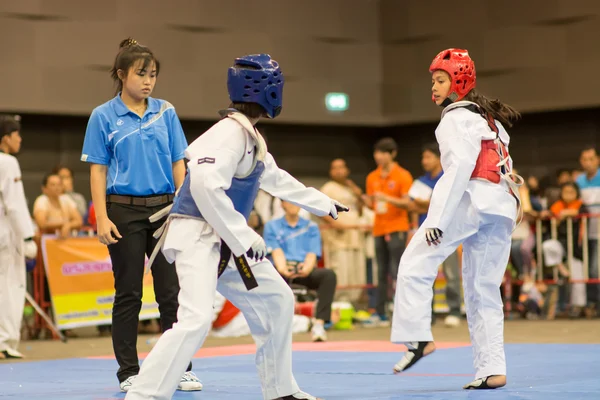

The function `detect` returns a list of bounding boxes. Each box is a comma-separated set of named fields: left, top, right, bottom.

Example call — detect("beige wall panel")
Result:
left=1, top=1, right=600, bottom=125
left=481, top=26, right=568, bottom=71
left=41, top=0, right=117, bottom=21
left=0, top=0, right=43, bottom=14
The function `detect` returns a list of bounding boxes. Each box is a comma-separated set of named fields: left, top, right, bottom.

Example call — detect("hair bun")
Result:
left=119, top=38, right=138, bottom=49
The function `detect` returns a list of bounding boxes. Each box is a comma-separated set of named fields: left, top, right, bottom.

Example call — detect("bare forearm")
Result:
left=410, top=212, right=420, bottom=229
left=36, top=219, right=65, bottom=232
left=69, top=214, right=83, bottom=230
left=271, top=248, right=288, bottom=272
left=303, top=253, right=317, bottom=270
left=90, top=164, right=108, bottom=220
left=172, top=159, right=185, bottom=189
left=385, top=195, right=412, bottom=209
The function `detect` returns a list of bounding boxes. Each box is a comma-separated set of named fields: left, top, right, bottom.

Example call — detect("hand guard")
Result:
left=246, top=237, right=267, bottom=262
left=24, top=239, right=38, bottom=259
left=329, top=200, right=349, bottom=220
left=425, top=228, right=443, bottom=246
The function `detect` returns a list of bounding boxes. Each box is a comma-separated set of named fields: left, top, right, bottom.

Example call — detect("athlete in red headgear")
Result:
left=390, top=48, right=523, bottom=390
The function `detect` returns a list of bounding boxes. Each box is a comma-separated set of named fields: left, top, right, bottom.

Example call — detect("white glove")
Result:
left=24, top=239, right=38, bottom=259
left=329, top=200, right=349, bottom=220
left=425, top=228, right=443, bottom=246
left=246, top=237, right=267, bottom=262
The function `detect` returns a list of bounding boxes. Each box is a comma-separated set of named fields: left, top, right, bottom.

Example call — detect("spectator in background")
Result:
left=546, top=168, right=574, bottom=207
left=510, top=169, right=539, bottom=284
left=575, top=146, right=600, bottom=318
left=526, top=175, right=546, bottom=211
left=254, top=189, right=310, bottom=224
left=52, top=165, right=87, bottom=219
left=363, top=137, right=413, bottom=325
left=407, top=143, right=462, bottom=327
left=264, top=201, right=337, bottom=342
left=320, top=158, right=368, bottom=303
left=33, top=173, right=82, bottom=238
left=542, top=182, right=587, bottom=317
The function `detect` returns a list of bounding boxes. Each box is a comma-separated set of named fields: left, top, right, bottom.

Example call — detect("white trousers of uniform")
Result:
left=126, top=220, right=299, bottom=400
left=0, top=241, right=26, bottom=353
left=391, top=194, right=513, bottom=379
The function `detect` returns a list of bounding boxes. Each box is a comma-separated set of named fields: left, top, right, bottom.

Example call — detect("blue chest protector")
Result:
left=170, top=160, right=265, bottom=220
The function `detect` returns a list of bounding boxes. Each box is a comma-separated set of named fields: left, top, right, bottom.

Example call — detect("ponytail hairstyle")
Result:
left=464, top=89, right=521, bottom=128
left=110, top=38, right=160, bottom=95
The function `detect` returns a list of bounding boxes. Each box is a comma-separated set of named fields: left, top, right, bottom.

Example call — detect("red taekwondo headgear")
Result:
left=429, top=48, right=476, bottom=103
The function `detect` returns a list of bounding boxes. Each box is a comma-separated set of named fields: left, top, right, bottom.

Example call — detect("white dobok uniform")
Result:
left=391, top=101, right=520, bottom=380
left=0, top=151, right=35, bottom=354
left=126, top=111, right=333, bottom=400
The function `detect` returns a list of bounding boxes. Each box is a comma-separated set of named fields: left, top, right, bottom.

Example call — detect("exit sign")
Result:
left=325, top=92, right=349, bottom=111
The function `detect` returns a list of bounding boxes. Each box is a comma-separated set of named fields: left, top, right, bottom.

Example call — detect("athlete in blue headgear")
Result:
left=125, top=54, right=347, bottom=400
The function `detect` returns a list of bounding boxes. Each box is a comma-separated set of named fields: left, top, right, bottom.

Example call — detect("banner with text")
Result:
left=41, top=235, right=160, bottom=330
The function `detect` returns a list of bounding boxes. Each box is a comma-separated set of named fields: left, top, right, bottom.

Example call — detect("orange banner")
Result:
left=41, top=235, right=160, bottom=330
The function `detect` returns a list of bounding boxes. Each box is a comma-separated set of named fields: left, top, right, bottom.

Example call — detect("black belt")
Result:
left=217, top=240, right=258, bottom=291
left=107, top=194, right=174, bottom=207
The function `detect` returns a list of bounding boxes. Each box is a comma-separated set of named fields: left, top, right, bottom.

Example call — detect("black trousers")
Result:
left=374, top=231, right=407, bottom=316
left=106, top=202, right=192, bottom=383
left=288, top=268, right=337, bottom=322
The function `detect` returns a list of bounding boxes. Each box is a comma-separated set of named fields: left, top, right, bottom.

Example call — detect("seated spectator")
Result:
left=33, top=173, right=82, bottom=238
left=52, top=165, right=87, bottom=219
left=541, top=182, right=588, bottom=317
left=254, top=189, right=310, bottom=223
left=517, top=275, right=545, bottom=320
left=264, top=201, right=337, bottom=342
left=546, top=168, right=573, bottom=207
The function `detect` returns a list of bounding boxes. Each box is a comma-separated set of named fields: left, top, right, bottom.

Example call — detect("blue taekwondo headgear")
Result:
left=227, top=54, right=284, bottom=119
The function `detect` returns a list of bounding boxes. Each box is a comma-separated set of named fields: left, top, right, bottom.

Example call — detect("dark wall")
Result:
left=14, top=106, right=600, bottom=211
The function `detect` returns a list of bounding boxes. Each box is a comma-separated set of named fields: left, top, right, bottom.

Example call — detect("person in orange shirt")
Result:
left=363, top=137, right=413, bottom=324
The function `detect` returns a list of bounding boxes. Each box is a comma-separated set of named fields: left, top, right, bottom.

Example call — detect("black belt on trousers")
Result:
left=217, top=239, right=258, bottom=291
left=106, top=194, right=174, bottom=207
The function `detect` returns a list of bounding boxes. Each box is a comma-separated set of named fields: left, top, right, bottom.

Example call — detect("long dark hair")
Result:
left=464, top=89, right=521, bottom=128
left=110, top=38, right=160, bottom=95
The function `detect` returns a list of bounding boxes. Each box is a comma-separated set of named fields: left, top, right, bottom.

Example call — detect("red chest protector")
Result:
left=460, top=105, right=511, bottom=184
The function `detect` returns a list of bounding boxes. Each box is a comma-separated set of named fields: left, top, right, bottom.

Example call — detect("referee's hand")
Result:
left=97, top=217, right=122, bottom=245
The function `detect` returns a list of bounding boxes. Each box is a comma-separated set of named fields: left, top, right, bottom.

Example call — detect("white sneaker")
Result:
left=120, top=375, right=137, bottom=392
left=444, top=315, right=461, bottom=327
left=311, top=322, right=327, bottom=342
left=367, top=314, right=391, bottom=328
left=178, top=371, right=203, bottom=391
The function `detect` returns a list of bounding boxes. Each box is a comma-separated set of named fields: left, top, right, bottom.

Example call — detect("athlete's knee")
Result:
left=175, top=303, right=214, bottom=335
left=272, top=284, right=295, bottom=316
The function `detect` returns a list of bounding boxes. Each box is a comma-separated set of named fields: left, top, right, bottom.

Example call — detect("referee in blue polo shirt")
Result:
left=80, top=39, right=201, bottom=392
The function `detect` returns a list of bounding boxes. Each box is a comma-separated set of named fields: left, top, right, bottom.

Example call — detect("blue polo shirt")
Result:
left=263, top=216, right=322, bottom=263
left=414, top=171, right=443, bottom=227
left=81, top=94, right=188, bottom=196
left=576, top=168, right=600, bottom=239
